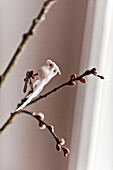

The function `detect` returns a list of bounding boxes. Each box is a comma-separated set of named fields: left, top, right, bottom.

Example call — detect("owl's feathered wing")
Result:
left=15, top=59, right=61, bottom=112
left=15, top=79, right=46, bottom=111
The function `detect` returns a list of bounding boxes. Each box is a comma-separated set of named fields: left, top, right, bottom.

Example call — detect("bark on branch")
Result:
left=0, top=67, right=104, bottom=134
left=0, top=0, right=56, bottom=88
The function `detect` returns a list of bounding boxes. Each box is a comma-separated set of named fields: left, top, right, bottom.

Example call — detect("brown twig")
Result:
left=0, top=0, right=56, bottom=88
left=0, top=112, right=19, bottom=133
left=0, top=109, right=70, bottom=157
left=22, top=110, right=70, bottom=157
left=0, top=68, right=104, bottom=134
left=28, top=67, right=104, bottom=106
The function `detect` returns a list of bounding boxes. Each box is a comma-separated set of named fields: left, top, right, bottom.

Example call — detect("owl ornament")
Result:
left=16, top=60, right=61, bottom=111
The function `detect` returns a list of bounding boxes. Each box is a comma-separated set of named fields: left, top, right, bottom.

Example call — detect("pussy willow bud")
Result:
left=32, top=112, right=36, bottom=116
left=62, top=147, right=70, bottom=154
left=56, top=144, right=62, bottom=152
left=39, top=122, right=46, bottom=130
left=70, top=81, right=76, bottom=86
left=71, top=74, right=76, bottom=80
left=58, top=138, right=65, bottom=146
left=48, top=125, right=54, bottom=133
left=91, top=68, right=98, bottom=76
left=62, top=147, right=70, bottom=157
left=38, top=112, right=45, bottom=120
left=64, top=153, right=68, bottom=157
left=80, top=77, right=87, bottom=83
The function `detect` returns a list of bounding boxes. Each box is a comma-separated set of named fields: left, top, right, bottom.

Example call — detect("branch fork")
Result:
left=0, top=67, right=104, bottom=158
left=0, top=0, right=104, bottom=158
left=0, top=0, right=56, bottom=88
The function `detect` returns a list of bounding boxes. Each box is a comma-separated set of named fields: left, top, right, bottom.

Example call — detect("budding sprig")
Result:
left=28, top=68, right=104, bottom=106
left=23, top=110, right=70, bottom=157
left=91, top=68, right=104, bottom=79
left=69, top=67, right=104, bottom=86
left=0, top=68, right=104, bottom=136
left=56, top=139, right=70, bottom=157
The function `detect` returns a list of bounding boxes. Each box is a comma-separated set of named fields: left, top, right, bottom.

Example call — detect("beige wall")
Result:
left=0, top=0, right=88, bottom=169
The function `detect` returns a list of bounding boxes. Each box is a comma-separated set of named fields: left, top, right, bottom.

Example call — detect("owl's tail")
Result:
left=15, top=80, right=45, bottom=112
left=15, top=94, right=33, bottom=112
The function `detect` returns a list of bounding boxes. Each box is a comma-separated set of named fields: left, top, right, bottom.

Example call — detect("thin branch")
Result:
left=27, top=67, right=104, bottom=106
left=21, top=110, right=61, bottom=143
left=0, top=112, right=19, bottom=133
left=0, top=0, right=56, bottom=88
left=0, top=68, right=104, bottom=134
left=0, top=109, right=70, bottom=157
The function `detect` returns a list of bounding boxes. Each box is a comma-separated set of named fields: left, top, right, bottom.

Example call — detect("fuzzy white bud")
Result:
left=39, top=122, right=46, bottom=130
left=58, top=138, right=65, bottom=146
left=38, top=112, right=45, bottom=120
left=32, top=112, right=36, bottom=116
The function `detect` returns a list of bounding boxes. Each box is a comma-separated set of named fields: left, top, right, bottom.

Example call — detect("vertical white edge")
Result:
left=68, top=0, right=107, bottom=170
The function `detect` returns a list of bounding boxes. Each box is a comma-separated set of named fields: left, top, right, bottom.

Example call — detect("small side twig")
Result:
left=28, top=67, right=104, bottom=106
left=0, top=0, right=56, bottom=88
left=0, top=109, right=70, bottom=157
left=22, top=110, right=70, bottom=157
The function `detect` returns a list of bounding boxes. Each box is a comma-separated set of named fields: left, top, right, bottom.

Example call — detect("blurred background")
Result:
left=0, top=0, right=113, bottom=170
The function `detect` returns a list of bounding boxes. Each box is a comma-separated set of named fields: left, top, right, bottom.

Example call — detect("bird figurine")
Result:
left=16, top=59, right=61, bottom=111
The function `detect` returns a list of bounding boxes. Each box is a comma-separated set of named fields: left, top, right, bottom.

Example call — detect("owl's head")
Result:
left=46, top=59, right=61, bottom=75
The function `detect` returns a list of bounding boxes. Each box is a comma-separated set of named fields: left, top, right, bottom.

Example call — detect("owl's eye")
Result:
left=53, top=69, right=56, bottom=72
left=49, top=64, right=53, bottom=67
